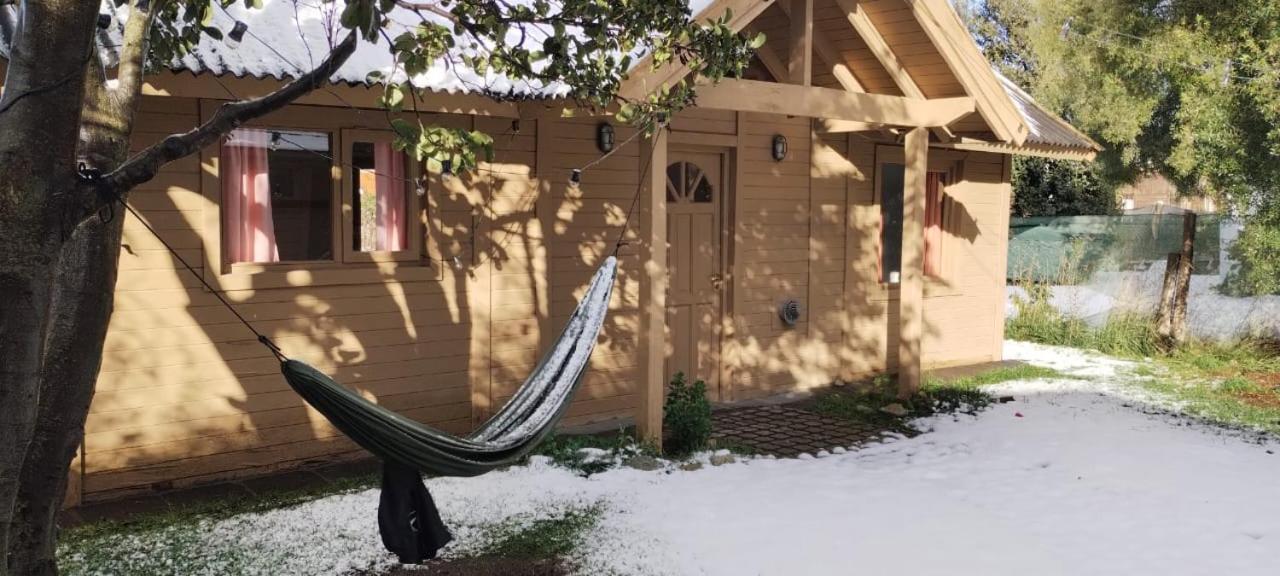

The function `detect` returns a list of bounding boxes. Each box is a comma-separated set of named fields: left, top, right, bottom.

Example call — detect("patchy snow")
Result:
left=72, top=341, right=1280, bottom=575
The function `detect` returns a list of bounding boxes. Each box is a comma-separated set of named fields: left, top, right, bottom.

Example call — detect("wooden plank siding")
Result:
left=80, top=93, right=1013, bottom=502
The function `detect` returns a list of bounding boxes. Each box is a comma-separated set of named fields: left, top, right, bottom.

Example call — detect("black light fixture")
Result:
left=569, top=168, right=582, bottom=186
left=227, top=20, right=249, bottom=47
left=771, top=134, right=788, bottom=162
left=596, top=122, right=615, bottom=153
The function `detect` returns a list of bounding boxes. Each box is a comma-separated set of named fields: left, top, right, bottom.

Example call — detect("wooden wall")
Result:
left=80, top=97, right=1013, bottom=503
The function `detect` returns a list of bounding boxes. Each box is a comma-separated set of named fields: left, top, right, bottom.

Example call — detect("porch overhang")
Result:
left=694, top=79, right=975, bottom=128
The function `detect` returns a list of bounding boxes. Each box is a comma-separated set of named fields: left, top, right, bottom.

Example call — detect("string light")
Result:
left=227, top=21, right=249, bottom=47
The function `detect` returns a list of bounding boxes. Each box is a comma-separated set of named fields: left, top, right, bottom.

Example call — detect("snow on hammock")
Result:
left=281, top=256, right=618, bottom=477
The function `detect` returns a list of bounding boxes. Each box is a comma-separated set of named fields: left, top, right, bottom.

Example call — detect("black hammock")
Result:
left=82, top=157, right=635, bottom=563
left=280, top=256, right=616, bottom=477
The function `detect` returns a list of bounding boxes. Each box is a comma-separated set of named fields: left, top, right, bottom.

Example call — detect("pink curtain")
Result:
left=374, top=143, right=407, bottom=251
left=924, top=172, right=944, bottom=277
left=222, top=129, right=279, bottom=264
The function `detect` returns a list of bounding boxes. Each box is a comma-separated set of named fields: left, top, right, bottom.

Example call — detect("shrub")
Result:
left=531, top=431, right=655, bottom=476
left=663, top=372, right=712, bottom=456
left=1223, top=216, right=1280, bottom=296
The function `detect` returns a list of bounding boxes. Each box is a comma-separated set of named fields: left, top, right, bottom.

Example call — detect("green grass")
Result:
left=924, top=363, right=1071, bottom=389
left=1137, top=376, right=1280, bottom=435
left=1006, top=293, right=1280, bottom=435
left=810, top=392, right=913, bottom=432
left=917, top=364, right=1073, bottom=416
left=530, top=431, right=658, bottom=476
left=813, top=364, right=1070, bottom=429
left=468, top=504, right=603, bottom=560
left=58, top=472, right=381, bottom=575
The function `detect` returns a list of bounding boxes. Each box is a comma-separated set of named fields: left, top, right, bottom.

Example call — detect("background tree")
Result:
left=1010, top=156, right=1114, bottom=217
left=958, top=0, right=1116, bottom=218
left=0, top=1, right=758, bottom=573
left=964, top=0, right=1280, bottom=292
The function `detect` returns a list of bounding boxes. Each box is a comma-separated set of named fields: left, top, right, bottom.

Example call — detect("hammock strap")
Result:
left=611, top=125, right=662, bottom=257
left=77, top=163, right=289, bottom=363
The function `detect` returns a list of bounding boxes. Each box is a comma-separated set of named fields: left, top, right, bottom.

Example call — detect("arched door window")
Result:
left=666, top=161, right=714, bottom=204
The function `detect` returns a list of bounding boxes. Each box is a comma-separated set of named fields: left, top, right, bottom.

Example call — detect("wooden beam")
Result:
left=907, top=0, right=1029, bottom=145
left=777, top=0, right=864, bottom=92
left=695, top=79, right=974, bottom=127
left=619, top=0, right=774, bottom=99
left=788, top=0, right=813, bottom=85
left=635, top=129, right=669, bottom=447
left=745, top=23, right=789, bottom=82
left=837, top=0, right=924, bottom=99
left=820, top=119, right=889, bottom=133
left=897, top=126, right=928, bottom=399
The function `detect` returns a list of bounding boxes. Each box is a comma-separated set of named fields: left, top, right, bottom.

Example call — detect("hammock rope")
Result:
left=77, top=128, right=658, bottom=476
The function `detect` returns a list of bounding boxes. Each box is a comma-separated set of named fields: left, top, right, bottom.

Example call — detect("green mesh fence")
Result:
left=1008, top=214, right=1223, bottom=284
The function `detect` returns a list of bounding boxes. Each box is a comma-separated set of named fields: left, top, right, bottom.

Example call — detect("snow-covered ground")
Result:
left=72, top=342, right=1280, bottom=575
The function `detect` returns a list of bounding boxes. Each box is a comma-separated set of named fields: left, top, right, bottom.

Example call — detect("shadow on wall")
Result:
left=722, top=131, right=982, bottom=400
left=86, top=111, right=566, bottom=501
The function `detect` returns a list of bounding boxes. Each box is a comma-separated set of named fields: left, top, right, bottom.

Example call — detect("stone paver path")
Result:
left=710, top=405, right=891, bottom=457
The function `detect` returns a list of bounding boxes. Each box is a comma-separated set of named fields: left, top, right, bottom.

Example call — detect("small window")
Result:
left=222, top=128, right=333, bottom=264
left=666, top=161, right=714, bottom=204
left=879, top=164, right=905, bottom=284
left=350, top=142, right=410, bottom=253
left=879, top=164, right=947, bottom=283
left=342, top=130, right=419, bottom=262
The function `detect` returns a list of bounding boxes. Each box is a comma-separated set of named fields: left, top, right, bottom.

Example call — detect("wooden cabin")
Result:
left=2, top=0, right=1099, bottom=504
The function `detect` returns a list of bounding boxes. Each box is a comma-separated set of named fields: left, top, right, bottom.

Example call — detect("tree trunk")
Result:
left=7, top=120, right=134, bottom=576
left=0, top=3, right=101, bottom=571
left=1155, top=213, right=1197, bottom=348
left=7, top=216, right=124, bottom=576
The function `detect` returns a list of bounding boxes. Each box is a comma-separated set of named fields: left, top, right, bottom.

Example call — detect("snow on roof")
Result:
left=996, top=71, right=1102, bottom=153
left=2, top=1, right=1097, bottom=153
left=1, top=0, right=716, bottom=98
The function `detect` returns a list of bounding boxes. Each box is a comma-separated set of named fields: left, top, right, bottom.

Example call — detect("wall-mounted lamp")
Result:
left=596, top=122, right=615, bottom=153
left=569, top=168, right=582, bottom=186
left=771, top=134, right=788, bottom=162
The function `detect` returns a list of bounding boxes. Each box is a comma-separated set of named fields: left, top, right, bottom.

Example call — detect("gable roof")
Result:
left=0, top=0, right=1097, bottom=156
left=996, top=73, right=1102, bottom=153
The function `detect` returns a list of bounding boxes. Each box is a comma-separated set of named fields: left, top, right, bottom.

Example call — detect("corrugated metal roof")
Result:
left=996, top=72, right=1102, bottom=152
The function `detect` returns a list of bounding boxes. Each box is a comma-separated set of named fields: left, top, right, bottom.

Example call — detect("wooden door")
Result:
left=664, top=150, right=725, bottom=400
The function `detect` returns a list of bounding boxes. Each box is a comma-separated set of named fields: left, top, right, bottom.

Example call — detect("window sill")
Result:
left=207, top=259, right=439, bottom=292
left=867, top=278, right=963, bottom=301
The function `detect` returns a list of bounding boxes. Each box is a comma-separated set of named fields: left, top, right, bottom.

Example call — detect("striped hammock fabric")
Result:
left=280, top=257, right=617, bottom=476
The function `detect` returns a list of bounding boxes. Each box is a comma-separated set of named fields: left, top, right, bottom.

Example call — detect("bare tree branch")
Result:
left=114, top=0, right=160, bottom=105
left=78, top=31, right=358, bottom=223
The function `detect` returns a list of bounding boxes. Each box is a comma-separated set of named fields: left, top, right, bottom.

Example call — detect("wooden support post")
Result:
left=636, top=129, right=669, bottom=447
left=1156, top=212, right=1197, bottom=347
left=788, top=0, right=813, bottom=86
left=897, top=127, right=928, bottom=399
